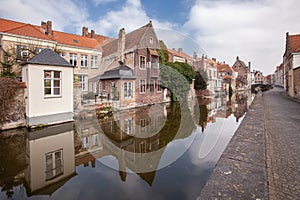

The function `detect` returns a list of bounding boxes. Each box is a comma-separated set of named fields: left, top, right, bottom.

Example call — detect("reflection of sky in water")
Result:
left=0, top=94, right=249, bottom=200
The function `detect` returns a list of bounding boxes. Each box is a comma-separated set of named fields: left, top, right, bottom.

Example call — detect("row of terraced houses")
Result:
left=0, top=18, right=255, bottom=104
left=266, top=33, right=300, bottom=99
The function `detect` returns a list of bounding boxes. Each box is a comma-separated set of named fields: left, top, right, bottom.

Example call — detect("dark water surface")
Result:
left=0, top=92, right=252, bottom=200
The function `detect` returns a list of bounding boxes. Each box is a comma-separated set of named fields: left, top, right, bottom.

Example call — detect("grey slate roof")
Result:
left=22, top=48, right=73, bottom=67
left=100, top=64, right=135, bottom=80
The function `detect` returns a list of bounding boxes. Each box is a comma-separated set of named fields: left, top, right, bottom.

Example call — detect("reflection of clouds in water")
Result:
left=187, top=114, right=244, bottom=168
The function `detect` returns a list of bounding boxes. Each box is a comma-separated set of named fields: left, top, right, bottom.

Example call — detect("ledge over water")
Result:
left=199, top=92, right=268, bottom=200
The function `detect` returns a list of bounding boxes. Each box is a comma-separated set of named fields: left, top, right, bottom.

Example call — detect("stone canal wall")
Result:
left=199, top=92, right=268, bottom=199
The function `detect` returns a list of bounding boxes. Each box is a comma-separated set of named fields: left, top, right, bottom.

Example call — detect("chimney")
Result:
left=236, top=56, right=239, bottom=60
left=178, top=48, right=182, bottom=54
left=82, top=27, right=88, bottom=36
left=91, top=30, right=95, bottom=38
left=118, top=28, right=126, bottom=62
left=193, top=52, right=197, bottom=59
left=46, top=21, right=53, bottom=36
left=248, top=61, right=251, bottom=69
left=212, top=58, right=216, bottom=62
left=41, top=21, right=47, bottom=31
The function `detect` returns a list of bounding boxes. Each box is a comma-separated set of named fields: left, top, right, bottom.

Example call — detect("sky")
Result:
left=1, top=0, right=300, bottom=75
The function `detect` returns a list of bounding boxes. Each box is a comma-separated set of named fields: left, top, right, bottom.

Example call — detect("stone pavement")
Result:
left=264, top=88, right=300, bottom=200
left=199, top=87, right=300, bottom=200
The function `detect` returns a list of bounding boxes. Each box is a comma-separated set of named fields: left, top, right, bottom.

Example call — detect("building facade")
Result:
left=0, top=18, right=107, bottom=92
left=283, top=32, right=300, bottom=98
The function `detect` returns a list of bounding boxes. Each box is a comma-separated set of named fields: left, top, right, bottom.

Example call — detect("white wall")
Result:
left=23, top=64, right=73, bottom=125
left=293, top=53, right=300, bottom=68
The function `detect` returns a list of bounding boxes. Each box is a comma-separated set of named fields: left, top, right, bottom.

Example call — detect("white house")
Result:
left=22, top=48, right=74, bottom=127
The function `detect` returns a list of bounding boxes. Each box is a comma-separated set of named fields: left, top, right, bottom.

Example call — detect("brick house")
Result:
left=0, top=18, right=108, bottom=93
left=216, top=62, right=236, bottom=93
left=193, top=55, right=222, bottom=95
left=168, top=48, right=194, bottom=66
left=283, top=32, right=300, bottom=99
left=253, top=70, right=264, bottom=84
left=98, top=21, right=165, bottom=107
left=232, top=56, right=251, bottom=90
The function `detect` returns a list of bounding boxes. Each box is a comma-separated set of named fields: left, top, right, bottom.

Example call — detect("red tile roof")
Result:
left=0, top=18, right=107, bottom=50
left=289, top=34, right=300, bottom=53
left=168, top=49, right=192, bottom=60
left=52, top=31, right=102, bottom=50
left=216, top=63, right=232, bottom=73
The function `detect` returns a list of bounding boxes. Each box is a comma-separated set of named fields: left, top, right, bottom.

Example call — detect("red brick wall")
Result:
left=134, top=49, right=164, bottom=105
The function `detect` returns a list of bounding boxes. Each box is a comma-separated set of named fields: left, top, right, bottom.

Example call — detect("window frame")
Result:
left=44, top=70, right=62, bottom=97
left=150, top=79, right=155, bottom=93
left=91, top=55, right=98, bottom=69
left=157, top=80, right=162, bottom=92
left=124, top=82, right=133, bottom=99
left=140, top=79, right=146, bottom=93
left=69, top=53, right=77, bottom=67
left=80, top=54, right=88, bottom=68
left=139, top=55, right=146, bottom=70
left=45, top=149, right=63, bottom=181
left=78, top=74, right=88, bottom=91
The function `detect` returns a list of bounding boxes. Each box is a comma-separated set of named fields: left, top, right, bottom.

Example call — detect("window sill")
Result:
left=44, top=95, right=62, bottom=99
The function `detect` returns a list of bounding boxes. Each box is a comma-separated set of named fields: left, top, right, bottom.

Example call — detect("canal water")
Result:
left=0, top=91, right=252, bottom=200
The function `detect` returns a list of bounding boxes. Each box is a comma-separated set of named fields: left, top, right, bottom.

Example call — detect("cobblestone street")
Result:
left=264, top=88, right=300, bottom=199
left=199, top=87, right=300, bottom=199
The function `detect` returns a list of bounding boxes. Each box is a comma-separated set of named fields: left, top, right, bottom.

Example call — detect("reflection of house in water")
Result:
left=74, top=103, right=194, bottom=186
left=232, top=91, right=252, bottom=122
left=194, top=90, right=253, bottom=131
left=24, top=123, right=76, bottom=196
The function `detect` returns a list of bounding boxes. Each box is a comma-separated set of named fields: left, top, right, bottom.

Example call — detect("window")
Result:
left=81, top=55, right=88, bottom=67
left=45, top=149, right=63, bottom=181
left=91, top=55, right=98, bottom=68
left=140, top=119, right=146, bottom=132
left=78, top=74, right=88, bottom=91
left=150, top=79, right=155, bottom=93
left=140, top=56, right=146, bottom=69
left=70, top=53, right=77, bottom=66
left=124, top=82, right=132, bottom=98
left=44, top=70, right=61, bottom=96
left=16, top=45, right=28, bottom=60
left=140, top=80, right=146, bottom=93
left=60, top=52, right=66, bottom=60
left=124, top=118, right=133, bottom=135
left=150, top=37, right=153, bottom=44
left=35, top=48, right=43, bottom=54
left=157, top=80, right=162, bottom=92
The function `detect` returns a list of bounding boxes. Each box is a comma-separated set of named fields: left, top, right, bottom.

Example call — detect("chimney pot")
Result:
left=91, top=30, right=95, bottom=38
left=118, top=28, right=126, bottom=62
left=46, top=21, right=53, bottom=36
left=82, top=27, right=88, bottom=36
left=41, top=21, right=47, bottom=31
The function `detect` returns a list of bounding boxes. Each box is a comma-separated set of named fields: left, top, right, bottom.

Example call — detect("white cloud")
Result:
left=92, top=0, right=118, bottom=6
left=0, top=0, right=90, bottom=33
left=183, top=0, right=300, bottom=74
